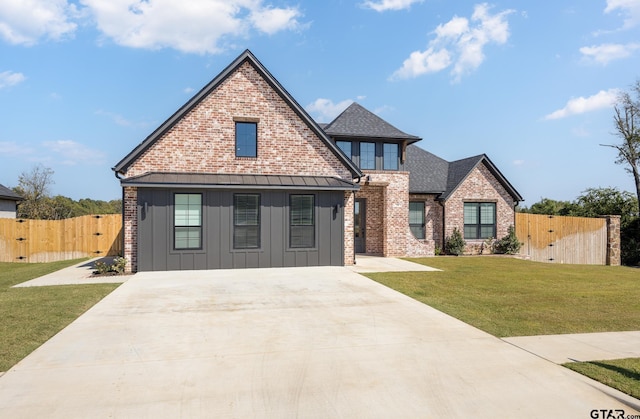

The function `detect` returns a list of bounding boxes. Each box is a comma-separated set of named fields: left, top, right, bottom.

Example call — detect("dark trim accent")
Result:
left=121, top=172, right=360, bottom=191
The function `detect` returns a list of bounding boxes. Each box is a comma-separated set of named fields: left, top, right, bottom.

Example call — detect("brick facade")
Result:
left=120, top=61, right=357, bottom=272
left=407, top=194, right=443, bottom=257
left=443, top=163, right=517, bottom=254
left=123, top=186, right=137, bottom=272
left=124, top=62, right=351, bottom=180
left=356, top=171, right=409, bottom=257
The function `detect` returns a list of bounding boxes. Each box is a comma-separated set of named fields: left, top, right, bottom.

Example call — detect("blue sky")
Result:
left=1, top=0, right=640, bottom=205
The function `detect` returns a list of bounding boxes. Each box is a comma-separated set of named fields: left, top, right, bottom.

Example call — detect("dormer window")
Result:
left=383, top=143, right=399, bottom=170
left=336, top=140, right=352, bottom=158
left=360, top=142, right=375, bottom=170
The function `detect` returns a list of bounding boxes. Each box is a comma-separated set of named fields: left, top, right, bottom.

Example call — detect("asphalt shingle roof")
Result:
left=323, top=103, right=421, bottom=142
left=406, top=146, right=523, bottom=202
left=0, top=183, right=22, bottom=201
left=406, top=145, right=449, bottom=193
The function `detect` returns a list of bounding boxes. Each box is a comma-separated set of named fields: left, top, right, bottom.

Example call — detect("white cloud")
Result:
left=544, top=89, right=619, bottom=120
left=80, top=0, right=304, bottom=54
left=605, top=0, right=640, bottom=29
left=0, top=0, right=78, bottom=45
left=362, top=0, right=423, bottom=12
left=42, top=140, right=106, bottom=165
left=250, top=6, right=302, bottom=34
left=512, top=159, right=525, bottom=166
left=390, top=3, right=514, bottom=82
left=580, top=43, right=640, bottom=64
left=0, top=140, right=35, bottom=155
left=0, top=70, right=26, bottom=89
left=306, top=98, right=354, bottom=122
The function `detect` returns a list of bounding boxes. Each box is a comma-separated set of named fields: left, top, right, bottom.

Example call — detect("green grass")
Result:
left=365, top=257, right=640, bottom=337
left=564, top=358, right=640, bottom=400
left=367, top=257, right=640, bottom=399
left=0, top=260, right=120, bottom=372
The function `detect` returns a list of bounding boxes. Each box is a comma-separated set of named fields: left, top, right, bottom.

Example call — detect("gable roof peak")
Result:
left=323, top=102, right=421, bottom=142
left=113, top=49, right=362, bottom=178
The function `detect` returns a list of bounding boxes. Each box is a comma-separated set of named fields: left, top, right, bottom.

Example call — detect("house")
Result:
left=114, top=50, right=522, bottom=272
left=0, top=184, right=23, bottom=219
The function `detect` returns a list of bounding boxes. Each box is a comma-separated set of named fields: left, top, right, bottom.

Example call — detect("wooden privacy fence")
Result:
left=516, top=213, right=608, bottom=265
left=0, top=214, right=123, bottom=263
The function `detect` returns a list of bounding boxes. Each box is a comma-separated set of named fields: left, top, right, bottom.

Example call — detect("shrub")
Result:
left=494, top=225, right=522, bottom=255
left=94, top=261, right=111, bottom=275
left=93, top=257, right=128, bottom=275
left=112, top=257, right=127, bottom=273
left=445, top=228, right=466, bottom=256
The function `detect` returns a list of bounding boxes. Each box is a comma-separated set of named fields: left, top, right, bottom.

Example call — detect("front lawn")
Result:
left=0, top=260, right=120, bottom=372
left=365, top=257, right=640, bottom=337
left=564, top=358, right=640, bottom=400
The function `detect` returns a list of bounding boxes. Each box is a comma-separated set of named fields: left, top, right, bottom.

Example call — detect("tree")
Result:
left=574, top=187, right=638, bottom=227
left=602, top=79, right=640, bottom=216
left=14, top=164, right=56, bottom=219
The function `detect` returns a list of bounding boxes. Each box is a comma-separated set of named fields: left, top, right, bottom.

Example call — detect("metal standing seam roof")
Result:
left=112, top=49, right=362, bottom=180
left=323, top=103, right=422, bottom=142
left=120, top=172, right=360, bottom=191
left=0, top=184, right=23, bottom=201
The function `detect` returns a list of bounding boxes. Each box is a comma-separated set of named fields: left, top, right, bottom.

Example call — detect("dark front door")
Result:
left=354, top=198, right=366, bottom=253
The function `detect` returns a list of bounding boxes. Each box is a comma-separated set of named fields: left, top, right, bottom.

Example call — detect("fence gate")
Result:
left=516, top=213, right=607, bottom=265
left=0, top=214, right=123, bottom=263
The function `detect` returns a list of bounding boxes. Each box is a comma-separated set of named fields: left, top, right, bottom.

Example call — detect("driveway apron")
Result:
left=0, top=266, right=638, bottom=418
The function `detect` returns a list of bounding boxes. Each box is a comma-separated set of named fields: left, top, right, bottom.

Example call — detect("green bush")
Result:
left=494, top=225, right=522, bottom=255
left=445, top=228, right=466, bottom=256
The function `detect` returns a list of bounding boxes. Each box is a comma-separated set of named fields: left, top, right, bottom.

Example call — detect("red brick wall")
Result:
left=356, top=171, right=409, bottom=257
left=123, top=186, right=137, bottom=272
left=120, top=62, right=355, bottom=271
left=407, top=193, right=443, bottom=256
left=443, top=163, right=516, bottom=254
left=124, top=62, right=351, bottom=180
left=344, top=192, right=355, bottom=265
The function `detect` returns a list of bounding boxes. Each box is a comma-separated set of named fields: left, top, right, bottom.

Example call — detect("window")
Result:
left=234, top=194, right=260, bottom=249
left=290, top=195, right=315, bottom=248
left=360, top=142, right=375, bottom=170
left=464, top=202, right=496, bottom=239
left=235, top=122, right=257, bottom=157
left=383, top=143, right=398, bottom=170
left=409, top=201, right=425, bottom=239
left=174, top=193, right=202, bottom=250
left=336, top=140, right=352, bottom=159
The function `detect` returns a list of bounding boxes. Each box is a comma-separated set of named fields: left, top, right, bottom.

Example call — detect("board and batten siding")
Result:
left=137, top=189, right=345, bottom=271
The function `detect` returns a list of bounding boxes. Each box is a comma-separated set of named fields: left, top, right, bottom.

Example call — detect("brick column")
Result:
left=123, top=186, right=138, bottom=273
left=605, top=215, right=621, bottom=266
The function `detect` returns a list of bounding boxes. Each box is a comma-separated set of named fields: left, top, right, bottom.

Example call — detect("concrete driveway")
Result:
left=0, top=265, right=638, bottom=418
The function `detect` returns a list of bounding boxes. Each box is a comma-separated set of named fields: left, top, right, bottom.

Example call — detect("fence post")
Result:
left=604, top=215, right=621, bottom=266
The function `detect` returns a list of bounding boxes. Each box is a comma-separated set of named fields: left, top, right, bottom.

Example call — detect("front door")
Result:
left=354, top=198, right=366, bottom=253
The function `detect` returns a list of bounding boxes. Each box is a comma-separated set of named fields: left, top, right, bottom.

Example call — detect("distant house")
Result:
left=0, top=184, right=23, bottom=219
left=114, top=50, right=522, bottom=272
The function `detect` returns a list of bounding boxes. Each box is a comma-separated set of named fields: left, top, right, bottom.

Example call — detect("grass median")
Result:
left=0, top=260, right=120, bottom=372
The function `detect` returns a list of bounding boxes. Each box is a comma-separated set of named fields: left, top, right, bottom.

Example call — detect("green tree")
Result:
left=602, top=79, right=640, bottom=216
left=14, top=164, right=55, bottom=219
left=574, top=187, right=638, bottom=227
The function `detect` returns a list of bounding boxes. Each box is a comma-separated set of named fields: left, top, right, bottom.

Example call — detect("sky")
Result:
left=1, top=0, right=640, bottom=205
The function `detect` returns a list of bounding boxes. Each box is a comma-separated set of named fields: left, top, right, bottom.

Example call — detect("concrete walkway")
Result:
left=12, top=257, right=128, bottom=287
left=504, top=331, right=640, bottom=364
left=1, top=262, right=638, bottom=417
